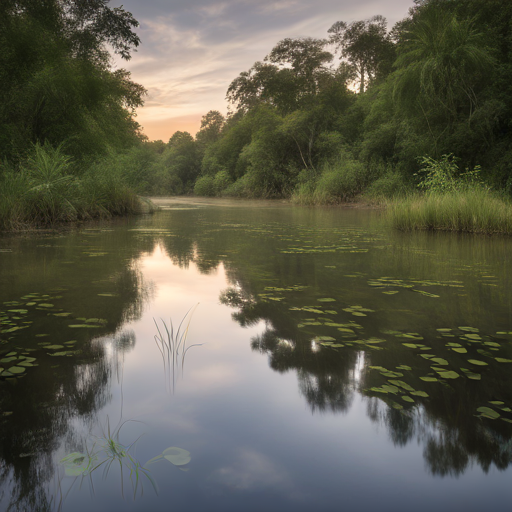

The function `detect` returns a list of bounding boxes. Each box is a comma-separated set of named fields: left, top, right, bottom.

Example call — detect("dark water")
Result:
left=1, top=198, right=512, bottom=512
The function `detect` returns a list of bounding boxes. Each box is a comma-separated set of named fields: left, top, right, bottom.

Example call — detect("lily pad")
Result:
left=147, top=447, right=191, bottom=466
left=8, top=366, right=25, bottom=374
left=437, top=371, right=460, bottom=379
left=468, top=359, right=488, bottom=366
left=495, top=358, right=512, bottom=363
left=411, top=391, right=429, bottom=397
left=60, top=452, right=94, bottom=476
left=317, top=298, right=336, bottom=302
left=477, top=407, right=500, bottom=420
left=420, top=376, right=438, bottom=382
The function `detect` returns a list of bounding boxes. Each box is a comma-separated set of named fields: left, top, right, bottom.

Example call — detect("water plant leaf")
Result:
left=68, top=324, right=102, bottom=328
left=495, top=358, right=512, bottom=363
left=45, top=345, right=64, bottom=350
left=452, top=348, right=467, bottom=354
left=147, top=447, right=191, bottom=466
left=60, top=452, right=94, bottom=476
left=8, top=366, right=25, bottom=374
left=38, top=304, right=54, bottom=308
left=437, top=371, right=459, bottom=379
left=468, top=359, right=488, bottom=366
left=477, top=407, right=500, bottom=420
left=402, top=396, right=415, bottom=403
left=459, top=327, right=479, bottom=332
left=411, top=391, right=429, bottom=397
left=317, top=298, right=336, bottom=302
left=420, top=376, right=438, bottom=382
left=388, top=380, right=415, bottom=392
left=396, top=365, right=412, bottom=371
left=431, top=358, right=449, bottom=366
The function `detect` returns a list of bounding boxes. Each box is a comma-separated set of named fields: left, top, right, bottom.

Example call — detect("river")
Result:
left=1, top=197, right=512, bottom=511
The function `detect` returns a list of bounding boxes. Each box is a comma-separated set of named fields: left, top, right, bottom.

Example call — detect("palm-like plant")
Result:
left=393, top=8, right=494, bottom=130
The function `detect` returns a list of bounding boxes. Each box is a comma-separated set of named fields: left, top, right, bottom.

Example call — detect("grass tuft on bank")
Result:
left=0, top=143, right=147, bottom=231
left=389, top=188, right=512, bottom=234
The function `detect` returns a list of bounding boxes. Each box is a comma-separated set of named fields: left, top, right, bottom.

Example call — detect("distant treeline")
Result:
left=128, top=0, right=512, bottom=203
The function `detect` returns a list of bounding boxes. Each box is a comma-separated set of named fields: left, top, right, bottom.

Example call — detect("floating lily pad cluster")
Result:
left=366, top=365, right=430, bottom=410
left=1, top=291, right=110, bottom=381
left=476, top=401, right=512, bottom=424
left=367, top=276, right=464, bottom=298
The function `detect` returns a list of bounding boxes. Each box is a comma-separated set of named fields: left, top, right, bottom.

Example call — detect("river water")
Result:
left=1, top=198, right=512, bottom=511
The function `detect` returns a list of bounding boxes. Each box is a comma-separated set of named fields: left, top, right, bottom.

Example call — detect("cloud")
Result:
left=116, top=0, right=415, bottom=139
left=209, top=448, right=294, bottom=491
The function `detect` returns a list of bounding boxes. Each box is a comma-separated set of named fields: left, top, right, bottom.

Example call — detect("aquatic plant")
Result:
left=154, top=305, right=202, bottom=393
left=60, top=418, right=156, bottom=500
left=388, top=188, right=512, bottom=234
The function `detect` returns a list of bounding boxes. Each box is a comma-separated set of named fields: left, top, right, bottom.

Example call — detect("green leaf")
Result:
left=477, top=407, right=500, bottom=420
left=468, top=359, right=488, bottom=366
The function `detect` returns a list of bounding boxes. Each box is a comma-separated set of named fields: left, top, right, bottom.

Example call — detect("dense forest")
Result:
left=1, top=0, right=512, bottom=231
left=144, top=0, right=512, bottom=206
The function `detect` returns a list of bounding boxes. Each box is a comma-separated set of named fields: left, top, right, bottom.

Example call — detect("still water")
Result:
left=1, top=198, right=512, bottom=512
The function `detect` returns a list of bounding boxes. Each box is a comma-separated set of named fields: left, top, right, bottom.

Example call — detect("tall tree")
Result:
left=328, top=15, right=394, bottom=93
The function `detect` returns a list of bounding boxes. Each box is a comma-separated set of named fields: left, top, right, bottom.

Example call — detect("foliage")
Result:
left=415, top=154, right=485, bottom=193
left=0, top=143, right=142, bottom=230
left=329, top=16, right=394, bottom=93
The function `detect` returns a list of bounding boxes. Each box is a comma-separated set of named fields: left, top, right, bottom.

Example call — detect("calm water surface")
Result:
left=1, top=198, right=512, bottom=512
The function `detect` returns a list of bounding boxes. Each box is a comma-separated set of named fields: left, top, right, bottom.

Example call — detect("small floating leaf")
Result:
left=468, top=359, right=488, bottom=366
left=437, top=371, right=459, bottom=379
left=147, top=447, right=191, bottom=466
left=317, top=298, right=336, bottom=302
left=420, top=376, right=438, bottom=382
left=45, top=345, right=64, bottom=350
left=411, top=391, right=429, bottom=397
left=8, top=366, right=25, bottom=374
left=477, top=407, right=500, bottom=420
left=431, top=358, right=449, bottom=366
left=452, top=348, right=467, bottom=354
left=495, top=358, right=512, bottom=363
left=402, top=396, right=415, bottom=403
left=38, top=304, right=54, bottom=308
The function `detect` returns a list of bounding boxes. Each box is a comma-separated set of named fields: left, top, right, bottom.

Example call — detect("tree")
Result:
left=328, top=15, right=394, bottom=93
left=227, top=38, right=334, bottom=115
left=0, top=0, right=145, bottom=163
left=195, top=110, right=225, bottom=151
left=392, top=6, right=494, bottom=154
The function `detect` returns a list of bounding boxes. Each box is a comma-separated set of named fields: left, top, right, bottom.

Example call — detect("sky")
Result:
left=116, top=0, right=415, bottom=141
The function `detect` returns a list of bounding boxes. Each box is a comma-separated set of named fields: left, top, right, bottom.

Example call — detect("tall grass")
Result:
left=0, top=143, right=145, bottom=231
left=389, top=188, right=512, bottom=234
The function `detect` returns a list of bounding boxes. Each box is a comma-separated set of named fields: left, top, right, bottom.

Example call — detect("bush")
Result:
left=364, top=170, right=411, bottom=201
left=194, top=175, right=216, bottom=196
left=213, top=170, right=232, bottom=194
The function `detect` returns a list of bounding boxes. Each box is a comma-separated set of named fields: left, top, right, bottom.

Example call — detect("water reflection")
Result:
left=2, top=201, right=512, bottom=511
left=0, top=228, right=154, bottom=511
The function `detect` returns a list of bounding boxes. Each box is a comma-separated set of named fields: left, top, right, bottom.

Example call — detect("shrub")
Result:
left=194, top=175, right=216, bottom=196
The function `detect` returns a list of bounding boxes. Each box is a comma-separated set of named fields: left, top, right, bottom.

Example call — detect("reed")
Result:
left=154, top=305, right=201, bottom=394
left=389, top=188, right=512, bottom=234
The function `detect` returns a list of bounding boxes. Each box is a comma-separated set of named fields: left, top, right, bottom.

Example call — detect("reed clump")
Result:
left=389, top=188, right=512, bottom=234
